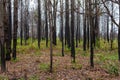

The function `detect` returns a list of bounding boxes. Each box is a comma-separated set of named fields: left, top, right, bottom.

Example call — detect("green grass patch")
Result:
left=38, top=63, right=49, bottom=71
left=11, top=58, right=19, bottom=63
left=71, top=63, right=82, bottom=70
left=105, top=62, right=119, bottom=76
left=53, top=52, right=62, bottom=56
left=29, top=75, right=39, bottom=80
left=0, top=76, right=8, bottom=80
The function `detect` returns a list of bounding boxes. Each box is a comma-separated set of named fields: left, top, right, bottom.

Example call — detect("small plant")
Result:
left=0, top=76, right=8, bottom=80
left=18, top=77, right=25, bottom=80
left=71, top=63, right=82, bottom=70
left=108, top=64, right=119, bottom=76
left=29, top=75, right=39, bottom=80
left=81, top=51, right=89, bottom=57
left=11, top=58, right=19, bottom=63
left=105, top=62, right=119, bottom=76
left=46, top=77, right=53, bottom=80
left=38, top=63, right=49, bottom=71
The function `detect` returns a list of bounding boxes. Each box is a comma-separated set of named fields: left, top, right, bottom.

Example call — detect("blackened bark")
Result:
left=53, top=0, right=57, bottom=45
left=90, top=17, right=94, bottom=67
left=65, top=0, right=70, bottom=48
left=107, top=15, right=109, bottom=43
left=45, top=0, right=48, bottom=47
left=118, top=0, right=120, bottom=61
left=13, top=0, right=18, bottom=60
left=60, top=0, right=64, bottom=56
left=6, top=0, right=12, bottom=61
left=118, top=27, right=120, bottom=61
left=20, top=0, right=23, bottom=45
left=38, top=0, right=41, bottom=48
left=48, top=0, right=53, bottom=73
left=76, top=3, right=80, bottom=48
left=71, top=0, right=75, bottom=63
left=83, top=15, right=86, bottom=51
left=1, top=41, right=6, bottom=72
left=89, top=0, right=94, bottom=67
left=110, top=3, right=113, bottom=50
left=86, top=1, right=89, bottom=49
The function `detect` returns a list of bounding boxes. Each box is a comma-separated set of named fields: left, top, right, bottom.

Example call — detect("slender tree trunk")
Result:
left=13, top=0, right=18, bottom=60
left=45, top=0, right=48, bottom=47
left=65, top=0, right=70, bottom=48
left=6, top=0, right=11, bottom=61
left=76, top=1, right=80, bottom=48
left=89, top=0, right=94, bottom=67
left=118, top=0, right=120, bottom=61
left=20, top=0, right=23, bottom=45
left=87, top=20, right=90, bottom=49
left=83, top=13, right=86, bottom=51
left=53, top=0, right=57, bottom=45
left=0, top=0, right=7, bottom=72
left=60, top=0, right=64, bottom=56
left=71, top=0, right=75, bottom=63
left=110, top=2, right=113, bottom=50
left=107, top=15, right=109, bottom=43
left=48, top=0, right=53, bottom=72
left=38, top=0, right=41, bottom=48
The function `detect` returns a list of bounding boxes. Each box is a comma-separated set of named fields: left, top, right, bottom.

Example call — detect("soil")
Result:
left=0, top=47, right=120, bottom=80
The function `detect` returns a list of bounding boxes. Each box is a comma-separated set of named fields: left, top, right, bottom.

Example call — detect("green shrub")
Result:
left=106, top=62, right=119, bottom=76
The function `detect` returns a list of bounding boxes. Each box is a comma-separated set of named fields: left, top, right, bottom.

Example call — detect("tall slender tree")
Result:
left=52, top=0, right=58, bottom=45
left=48, top=0, right=53, bottom=72
left=65, top=0, right=70, bottom=48
left=13, top=0, right=18, bottom=60
left=45, top=0, right=48, bottom=47
left=71, top=0, right=75, bottom=62
left=60, top=0, right=64, bottom=56
left=38, top=0, right=41, bottom=48
left=0, top=0, right=7, bottom=72
left=118, top=0, right=120, bottom=61
left=83, top=0, right=87, bottom=51
left=76, top=0, right=80, bottom=48
left=89, top=0, right=94, bottom=67
left=20, top=0, right=23, bottom=45
left=6, top=0, right=12, bottom=61
left=110, top=2, right=113, bottom=50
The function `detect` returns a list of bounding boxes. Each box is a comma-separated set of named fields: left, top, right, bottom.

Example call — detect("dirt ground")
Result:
left=0, top=48, right=120, bottom=80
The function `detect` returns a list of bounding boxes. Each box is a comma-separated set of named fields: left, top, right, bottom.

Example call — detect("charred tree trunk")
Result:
left=65, top=0, right=70, bottom=48
left=45, top=0, right=48, bottom=47
left=83, top=14, right=86, bottom=51
left=20, top=0, right=23, bottom=45
left=38, top=0, right=41, bottom=48
left=13, top=0, right=18, bottom=60
left=110, top=2, right=113, bottom=50
left=52, top=0, right=57, bottom=45
left=48, top=0, right=53, bottom=73
left=76, top=1, right=80, bottom=48
left=118, top=0, right=120, bottom=61
left=6, top=0, right=11, bottom=61
left=60, top=0, right=64, bottom=56
left=71, top=0, right=75, bottom=63
left=89, top=0, right=94, bottom=67
left=0, top=1, right=6, bottom=71
left=107, top=15, right=109, bottom=43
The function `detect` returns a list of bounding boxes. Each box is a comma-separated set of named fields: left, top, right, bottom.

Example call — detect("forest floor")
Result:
left=0, top=40, right=120, bottom=80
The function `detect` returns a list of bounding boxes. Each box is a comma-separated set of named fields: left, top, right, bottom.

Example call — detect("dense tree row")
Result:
left=0, top=0, right=120, bottom=72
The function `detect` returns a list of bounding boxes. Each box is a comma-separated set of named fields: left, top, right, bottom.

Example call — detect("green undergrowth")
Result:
left=0, top=76, right=8, bottom=80
left=11, top=58, right=19, bottom=63
left=103, top=61, right=119, bottom=76
left=71, top=63, right=82, bottom=70
left=38, top=63, right=50, bottom=71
